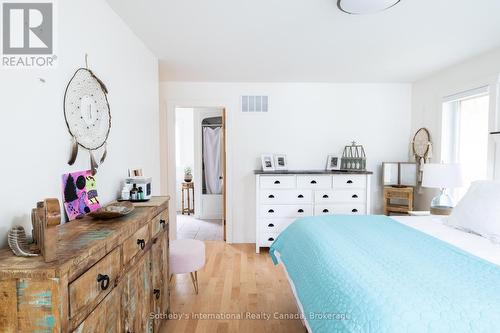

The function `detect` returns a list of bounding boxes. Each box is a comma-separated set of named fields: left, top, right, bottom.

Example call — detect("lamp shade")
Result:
left=422, top=163, right=463, bottom=189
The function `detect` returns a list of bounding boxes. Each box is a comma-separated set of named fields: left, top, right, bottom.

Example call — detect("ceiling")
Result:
left=106, top=0, right=500, bottom=82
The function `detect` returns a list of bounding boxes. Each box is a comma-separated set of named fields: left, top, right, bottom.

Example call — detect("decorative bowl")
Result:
left=88, top=202, right=135, bottom=219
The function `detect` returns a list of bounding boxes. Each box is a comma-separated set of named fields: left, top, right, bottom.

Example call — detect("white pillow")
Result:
left=446, top=180, right=500, bottom=243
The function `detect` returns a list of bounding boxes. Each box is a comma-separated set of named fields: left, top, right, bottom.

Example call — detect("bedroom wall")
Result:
left=411, top=47, right=500, bottom=209
left=160, top=82, right=412, bottom=243
left=0, top=0, right=160, bottom=248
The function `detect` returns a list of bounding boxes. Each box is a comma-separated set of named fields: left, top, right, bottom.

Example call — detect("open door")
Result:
left=222, top=109, right=227, bottom=241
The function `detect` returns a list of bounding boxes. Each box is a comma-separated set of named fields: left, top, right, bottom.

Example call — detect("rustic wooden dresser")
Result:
left=0, top=196, right=170, bottom=333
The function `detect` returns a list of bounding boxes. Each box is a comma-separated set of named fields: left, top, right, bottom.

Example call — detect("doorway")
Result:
left=174, top=107, right=226, bottom=241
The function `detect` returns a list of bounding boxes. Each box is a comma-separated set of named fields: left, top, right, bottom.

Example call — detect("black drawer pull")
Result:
left=298, top=194, right=304, bottom=198
left=298, top=209, right=304, bottom=213
left=159, top=219, right=166, bottom=229
left=153, top=289, right=161, bottom=300
left=97, top=274, right=110, bottom=290
left=274, top=180, right=281, bottom=184
left=352, top=194, right=358, bottom=199
left=322, top=194, right=329, bottom=199
left=310, top=180, right=317, bottom=184
left=352, top=209, right=358, bottom=213
left=268, top=237, right=275, bottom=242
left=323, top=209, right=329, bottom=213
left=268, top=194, right=275, bottom=199
left=347, top=180, right=353, bottom=184
left=137, top=239, right=145, bottom=250
left=268, top=223, right=275, bottom=227
left=268, top=209, right=275, bottom=213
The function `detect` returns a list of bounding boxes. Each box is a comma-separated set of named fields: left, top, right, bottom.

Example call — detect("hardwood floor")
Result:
left=160, top=241, right=305, bottom=333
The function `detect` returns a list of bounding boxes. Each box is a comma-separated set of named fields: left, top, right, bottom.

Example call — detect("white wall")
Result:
left=0, top=0, right=160, bottom=248
left=175, top=108, right=195, bottom=211
left=411, top=47, right=500, bottom=209
left=160, top=82, right=412, bottom=243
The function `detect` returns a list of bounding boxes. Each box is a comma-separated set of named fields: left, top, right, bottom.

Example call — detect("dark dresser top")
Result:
left=254, top=170, right=373, bottom=175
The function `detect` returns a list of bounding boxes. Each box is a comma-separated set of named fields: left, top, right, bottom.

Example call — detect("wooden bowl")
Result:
left=88, top=202, right=135, bottom=219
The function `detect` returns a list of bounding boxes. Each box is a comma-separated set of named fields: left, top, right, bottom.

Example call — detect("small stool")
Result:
left=169, top=239, right=205, bottom=294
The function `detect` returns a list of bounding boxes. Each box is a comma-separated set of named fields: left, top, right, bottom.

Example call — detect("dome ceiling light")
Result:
left=337, top=0, right=401, bottom=15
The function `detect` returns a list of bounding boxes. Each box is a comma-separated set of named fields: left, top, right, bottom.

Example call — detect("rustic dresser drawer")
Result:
left=69, top=247, right=120, bottom=318
left=123, top=223, right=150, bottom=266
left=260, top=175, right=296, bottom=189
left=150, top=210, right=168, bottom=238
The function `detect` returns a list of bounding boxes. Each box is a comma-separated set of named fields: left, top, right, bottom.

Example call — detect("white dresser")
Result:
left=255, top=171, right=372, bottom=253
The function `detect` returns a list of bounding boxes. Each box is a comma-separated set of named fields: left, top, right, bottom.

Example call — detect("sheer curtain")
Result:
left=203, top=127, right=222, bottom=194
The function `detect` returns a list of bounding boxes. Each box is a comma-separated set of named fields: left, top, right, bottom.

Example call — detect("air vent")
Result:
left=241, top=96, right=268, bottom=112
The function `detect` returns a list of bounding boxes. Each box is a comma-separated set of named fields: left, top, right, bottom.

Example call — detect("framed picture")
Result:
left=326, top=155, right=340, bottom=171
left=261, top=154, right=275, bottom=171
left=274, top=154, right=288, bottom=170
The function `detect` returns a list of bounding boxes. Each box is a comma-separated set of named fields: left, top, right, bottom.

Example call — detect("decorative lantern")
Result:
left=341, top=141, right=366, bottom=171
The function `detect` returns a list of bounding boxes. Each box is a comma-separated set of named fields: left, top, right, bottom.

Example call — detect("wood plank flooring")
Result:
left=160, top=241, right=305, bottom=333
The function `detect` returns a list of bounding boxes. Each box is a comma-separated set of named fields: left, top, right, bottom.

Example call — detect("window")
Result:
left=441, top=87, right=490, bottom=199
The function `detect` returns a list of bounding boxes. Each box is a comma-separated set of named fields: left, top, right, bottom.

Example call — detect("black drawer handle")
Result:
left=268, top=223, right=275, bottom=227
left=268, top=194, right=275, bottom=199
left=268, top=237, right=275, bottom=242
left=323, top=209, right=329, bottom=213
left=347, top=180, right=353, bottom=184
left=352, top=194, right=358, bottom=199
left=298, top=209, right=304, bottom=213
left=97, top=274, right=110, bottom=290
left=274, top=180, right=281, bottom=184
left=352, top=209, right=358, bottom=213
left=268, top=209, right=275, bottom=213
left=153, top=289, right=161, bottom=300
left=137, top=239, right=145, bottom=250
left=298, top=194, right=304, bottom=198
left=310, top=180, right=317, bottom=184
left=322, top=194, right=329, bottom=199
left=160, top=219, right=166, bottom=229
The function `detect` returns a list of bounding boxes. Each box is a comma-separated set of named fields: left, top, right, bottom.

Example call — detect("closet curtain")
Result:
left=203, top=127, right=222, bottom=194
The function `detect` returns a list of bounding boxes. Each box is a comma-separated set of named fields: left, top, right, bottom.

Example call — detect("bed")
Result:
left=270, top=214, right=500, bottom=333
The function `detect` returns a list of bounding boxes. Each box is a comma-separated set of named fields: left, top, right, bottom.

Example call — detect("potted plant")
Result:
left=184, top=167, right=193, bottom=182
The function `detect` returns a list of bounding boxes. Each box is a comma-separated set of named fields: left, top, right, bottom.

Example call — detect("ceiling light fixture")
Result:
left=337, top=0, right=401, bottom=15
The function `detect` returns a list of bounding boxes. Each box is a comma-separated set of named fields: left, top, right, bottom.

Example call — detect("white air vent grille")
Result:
left=241, top=96, right=268, bottom=112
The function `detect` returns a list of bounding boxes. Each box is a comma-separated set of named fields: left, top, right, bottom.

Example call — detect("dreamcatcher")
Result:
left=411, top=127, right=433, bottom=184
left=64, top=56, right=111, bottom=175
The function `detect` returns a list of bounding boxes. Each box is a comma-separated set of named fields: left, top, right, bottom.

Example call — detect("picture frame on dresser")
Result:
left=326, top=155, right=341, bottom=170
left=261, top=154, right=275, bottom=171
left=274, top=154, right=288, bottom=170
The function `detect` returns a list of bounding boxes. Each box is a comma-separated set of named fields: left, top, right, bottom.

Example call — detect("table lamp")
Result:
left=422, top=163, right=463, bottom=215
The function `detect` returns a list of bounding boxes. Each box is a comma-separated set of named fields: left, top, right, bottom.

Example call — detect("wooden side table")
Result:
left=383, top=186, right=414, bottom=215
left=181, top=182, right=195, bottom=215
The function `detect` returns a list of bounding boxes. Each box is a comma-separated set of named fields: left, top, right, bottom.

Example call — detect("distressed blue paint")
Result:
left=31, top=291, right=52, bottom=307
left=34, top=315, right=55, bottom=333
left=16, top=280, right=27, bottom=299
left=74, top=230, right=113, bottom=246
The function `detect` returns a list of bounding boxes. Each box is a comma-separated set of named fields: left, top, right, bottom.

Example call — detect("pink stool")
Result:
left=169, top=239, right=205, bottom=294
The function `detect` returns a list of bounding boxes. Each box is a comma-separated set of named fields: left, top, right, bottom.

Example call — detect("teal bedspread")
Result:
left=269, top=215, right=500, bottom=333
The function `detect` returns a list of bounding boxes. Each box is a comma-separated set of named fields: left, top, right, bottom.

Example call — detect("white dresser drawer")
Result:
left=333, top=175, right=366, bottom=189
left=261, top=205, right=313, bottom=218
left=260, top=175, right=296, bottom=189
left=259, top=218, right=295, bottom=233
left=314, top=204, right=366, bottom=216
left=260, top=232, right=279, bottom=247
left=332, top=189, right=366, bottom=203
left=297, top=175, right=332, bottom=189
left=314, top=190, right=335, bottom=203
left=260, top=190, right=313, bottom=204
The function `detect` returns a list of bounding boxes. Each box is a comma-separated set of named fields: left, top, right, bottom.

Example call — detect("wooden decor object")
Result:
left=0, top=196, right=170, bottom=332
left=181, top=182, right=195, bottom=215
left=383, top=186, right=414, bottom=215
left=30, top=198, right=61, bottom=262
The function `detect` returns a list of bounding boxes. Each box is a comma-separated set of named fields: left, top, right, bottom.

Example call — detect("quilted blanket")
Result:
left=270, top=215, right=500, bottom=333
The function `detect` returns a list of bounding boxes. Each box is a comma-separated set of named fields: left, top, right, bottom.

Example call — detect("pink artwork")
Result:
left=62, top=170, right=101, bottom=220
